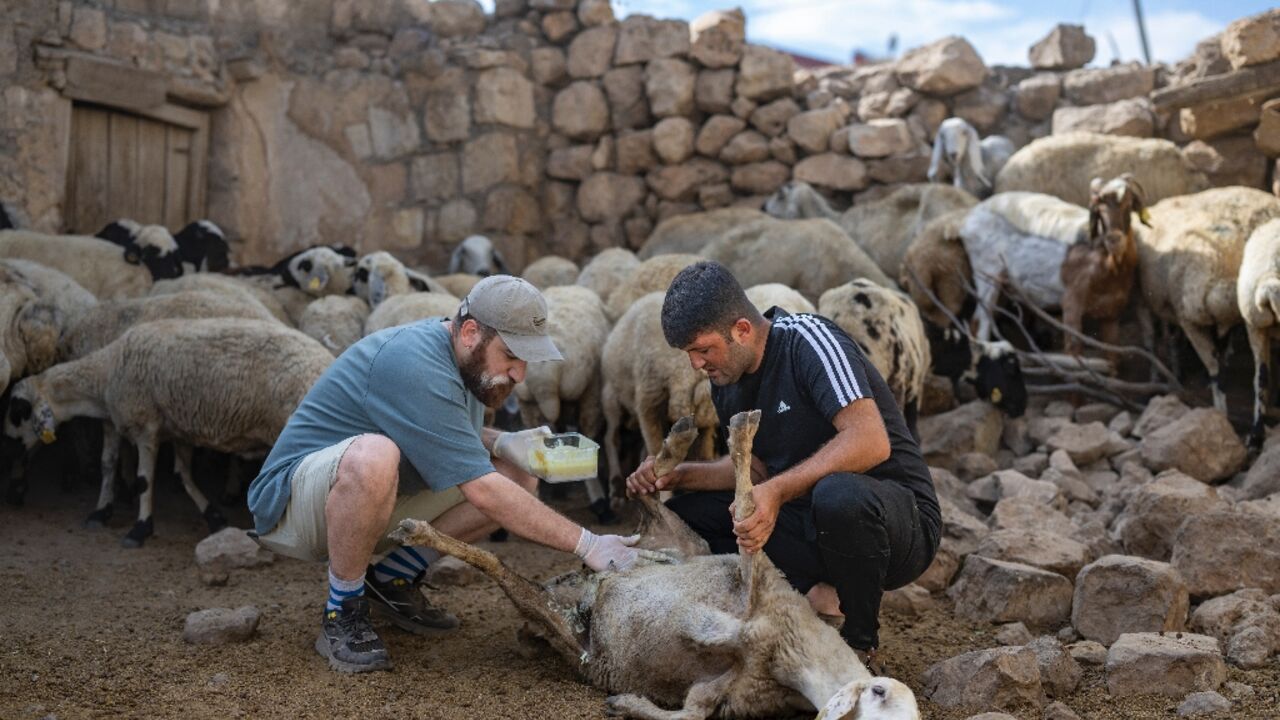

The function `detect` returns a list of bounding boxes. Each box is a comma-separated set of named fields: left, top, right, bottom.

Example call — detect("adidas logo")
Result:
left=777, top=400, right=791, bottom=414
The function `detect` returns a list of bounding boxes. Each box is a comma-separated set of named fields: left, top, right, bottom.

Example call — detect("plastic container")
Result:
left=527, top=432, right=600, bottom=483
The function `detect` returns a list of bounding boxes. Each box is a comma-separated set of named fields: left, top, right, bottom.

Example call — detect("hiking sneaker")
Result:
left=365, top=568, right=460, bottom=636
left=315, top=596, right=392, bottom=673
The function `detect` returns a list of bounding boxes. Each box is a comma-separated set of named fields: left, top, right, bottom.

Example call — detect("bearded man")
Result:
left=248, top=275, right=640, bottom=673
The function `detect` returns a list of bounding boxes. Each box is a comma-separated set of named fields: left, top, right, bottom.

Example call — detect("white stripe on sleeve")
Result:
left=775, top=315, right=856, bottom=405
left=795, top=315, right=864, bottom=399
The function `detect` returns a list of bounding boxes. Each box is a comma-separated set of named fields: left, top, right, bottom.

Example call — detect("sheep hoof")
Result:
left=84, top=506, right=113, bottom=528
left=203, top=506, right=228, bottom=534
left=121, top=518, right=154, bottom=548
left=589, top=498, right=619, bottom=526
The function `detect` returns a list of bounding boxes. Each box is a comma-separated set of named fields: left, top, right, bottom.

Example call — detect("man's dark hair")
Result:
left=661, top=261, right=762, bottom=348
left=451, top=309, right=498, bottom=346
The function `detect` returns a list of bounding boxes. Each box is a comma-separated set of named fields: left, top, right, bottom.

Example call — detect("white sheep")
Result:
left=4, top=318, right=333, bottom=547
left=150, top=273, right=291, bottom=325
left=299, top=295, right=371, bottom=356
left=448, top=234, right=508, bottom=276
left=605, top=253, right=704, bottom=322
left=576, top=248, right=640, bottom=305
left=601, top=292, right=718, bottom=484
left=353, top=251, right=446, bottom=307
left=432, top=272, right=482, bottom=298
left=995, top=132, right=1209, bottom=208
left=362, top=291, right=460, bottom=335
left=1138, top=187, right=1280, bottom=416
left=0, top=259, right=97, bottom=324
left=521, top=255, right=580, bottom=290
left=0, top=230, right=168, bottom=299
left=818, top=280, right=931, bottom=439
left=744, top=282, right=816, bottom=315
left=237, top=246, right=356, bottom=324
left=513, top=285, right=614, bottom=522
left=637, top=207, right=769, bottom=260
left=0, top=267, right=61, bottom=392
left=1239, top=218, right=1280, bottom=448
left=927, top=117, right=1016, bottom=199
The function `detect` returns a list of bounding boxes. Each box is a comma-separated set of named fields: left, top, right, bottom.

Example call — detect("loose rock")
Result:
left=1071, top=554, right=1189, bottom=645
left=949, top=555, right=1073, bottom=627
left=1139, top=408, right=1246, bottom=483
left=183, top=606, right=261, bottom=645
left=922, top=645, right=1045, bottom=711
left=195, top=528, right=274, bottom=569
left=1105, top=633, right=1227, bottom=698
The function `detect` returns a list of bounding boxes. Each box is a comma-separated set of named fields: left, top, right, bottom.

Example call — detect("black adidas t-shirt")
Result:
left=711, top=308, right=939, bottom=526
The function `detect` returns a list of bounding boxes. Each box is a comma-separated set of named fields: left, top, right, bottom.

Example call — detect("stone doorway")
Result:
left=64, top=101, right=209, bottom=234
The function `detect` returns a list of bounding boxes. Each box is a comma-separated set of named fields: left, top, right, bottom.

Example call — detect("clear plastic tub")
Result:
left=527, top=432, right=600, bottom=483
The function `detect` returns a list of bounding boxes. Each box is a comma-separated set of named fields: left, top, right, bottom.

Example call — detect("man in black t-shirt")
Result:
left=626, top=262, right=940, bottom=661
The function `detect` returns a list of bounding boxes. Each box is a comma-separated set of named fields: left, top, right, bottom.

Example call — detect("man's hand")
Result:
left=574, top=529, right=641, bottom=572
left=731, top=481, right=782, bottom=554
left=492, top=426, right=553, bottom=475
left=625, top=455, right=681, bottom=497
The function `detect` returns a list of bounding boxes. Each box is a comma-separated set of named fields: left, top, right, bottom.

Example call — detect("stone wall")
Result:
left=0, top=1, right=1274, bottom=270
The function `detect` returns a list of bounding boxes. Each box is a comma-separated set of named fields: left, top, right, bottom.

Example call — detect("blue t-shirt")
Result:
left=247, top=319, right=494, bottom=535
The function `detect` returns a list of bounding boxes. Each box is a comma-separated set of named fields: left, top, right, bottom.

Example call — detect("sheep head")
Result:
left=354, top=251, right=409, bottom=307
left=175, top=220, right=230, bottom=272
left=288, top=247, right=349, bottom=297
left=4, top=377, right=57, bottom=449
left=1088, top=174, right=1148, bottom=264
left=449, top=235, right=507, bottom=276
left=763, top=181, right=803, bottom=219
left=817, top=677, right=920, bottom=720
left=16, top=300, right=61, bottom=375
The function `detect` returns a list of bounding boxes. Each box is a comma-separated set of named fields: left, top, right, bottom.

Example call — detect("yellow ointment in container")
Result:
left=527, top=433, right=600, bottom=483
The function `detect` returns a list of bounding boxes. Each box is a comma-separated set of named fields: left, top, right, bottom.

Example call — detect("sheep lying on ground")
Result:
left=513, top=285, right=614, bottom=522
left=95, top=220, right=184, bottom=282
left=576, top=248, right=640, bottom=305
left=818, top=280, right=931, bottom=439
left=448, top=234, right=507, bottom=276
left=1138, top=187, right=1280, bottom=416
left=1239, top=218, right=1280, bottom=447
left=605, top=253, right=704, bottom=321
left=353, top=251, right=445, bottom=307
left=0, top=230, right=172, bottom=299
left=296, top=295, right=371, bottom=357
left=362, top=292, right=460, bottom=335
left=702, top=217, right=895, bottom=300
left=390, top=416, right=918, bottom=720
left=432, top=272, right=482, bottom=298
left=995, top=132, right=1209, bottom=207
left=962, top=177, right=1147, bottom=354
left=521, top=255, right=579, bottom=290
left=637, top=207, right=768, bottom=260
left=601, top=293, right=718, bottom=484
left=150, top=273, right=291, bottom=325
left=744, top=283, right=816, bottom=315
left=927, top=117, right=1016, bottom=199
left=4, top=318, right=333, bottom=547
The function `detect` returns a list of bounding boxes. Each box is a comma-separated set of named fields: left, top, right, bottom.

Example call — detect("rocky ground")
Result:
left=2, top=393, right=1280, bottom=720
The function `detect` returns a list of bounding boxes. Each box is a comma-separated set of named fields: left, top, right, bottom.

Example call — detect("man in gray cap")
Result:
left=248, top=275, right=639, bottom=673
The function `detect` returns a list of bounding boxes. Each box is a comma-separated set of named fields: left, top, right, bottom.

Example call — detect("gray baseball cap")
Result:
left=460, top=275, right=563, bottom=362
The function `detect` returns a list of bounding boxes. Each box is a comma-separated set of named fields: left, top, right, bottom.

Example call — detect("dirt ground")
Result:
left=1, top=472, right=1278, bottom=720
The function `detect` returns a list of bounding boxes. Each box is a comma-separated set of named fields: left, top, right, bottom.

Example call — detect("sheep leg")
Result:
left=602, top=381, right=624, bottom=485
left=173, top=444, right=227, bottom=534
left=729, top=410, right=763, bottom=602
left=122, top=434, right=159, bottom=549
left=1060, top=288, right=1086, bottom=357
left=1182, top=323, right=1227, bottom=412
left=604, top=671, right=737, bottom=720
left=1246, top=324, right=1271, bottom=450
left=971, top=273, right=1001, bottom=343
left=389, top=518, right=589, bottom=669
left=634, top=417, right=710, bottom=558
left=85, top=423, right=120, bottom=528
left=221, top=454, right=244, bottom=506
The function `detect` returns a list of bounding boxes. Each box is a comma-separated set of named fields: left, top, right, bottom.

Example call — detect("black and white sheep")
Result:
left=352, top=251, right=446, bottom=307
left=95, top=219, right=184, bottom=281
left=0, top=229, right=172, bottom=298
left=173, top=220, right=230, bottom=273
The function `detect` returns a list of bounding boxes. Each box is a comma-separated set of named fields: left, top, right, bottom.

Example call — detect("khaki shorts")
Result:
left=256, top=435, right=466, bottom=563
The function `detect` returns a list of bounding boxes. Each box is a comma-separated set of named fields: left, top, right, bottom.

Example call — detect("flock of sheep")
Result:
left=1, top=122, right=1278, bottom=554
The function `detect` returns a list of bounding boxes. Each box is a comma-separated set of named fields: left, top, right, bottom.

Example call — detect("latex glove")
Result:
left=574, top=529, right=641, bottom=572
left=492, top=426, right=553, bottom=475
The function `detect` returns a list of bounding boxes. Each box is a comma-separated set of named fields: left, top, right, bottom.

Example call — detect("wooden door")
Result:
left=64, top=102, right=208, bottom=234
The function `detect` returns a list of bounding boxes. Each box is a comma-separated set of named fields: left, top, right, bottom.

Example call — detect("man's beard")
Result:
left=709, top=338, right=756, bottom=386
left=459, top=339, right=513, bottom=408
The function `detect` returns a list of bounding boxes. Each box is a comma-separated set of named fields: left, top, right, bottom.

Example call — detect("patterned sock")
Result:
left=326, top=567, right=365, bottom=613
left=371, top=545, right=441, bottom=584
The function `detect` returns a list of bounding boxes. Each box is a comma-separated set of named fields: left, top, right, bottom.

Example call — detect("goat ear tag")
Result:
left=40, top=429, right=55, bottom=444
left=1138, top=207, right=1152, bottom=225
left=308, top=277, right=322, bottom=291
left=990, top=387, right=1003, bottom=404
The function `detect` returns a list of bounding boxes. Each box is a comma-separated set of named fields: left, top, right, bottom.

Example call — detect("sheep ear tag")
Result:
left=125, top=250, right=141, bottom=264
left=990, top=387, right=1003, bottom=404
left=40, top=429, right=56, bottom=444
left=308, top=277, right=322, bottom=291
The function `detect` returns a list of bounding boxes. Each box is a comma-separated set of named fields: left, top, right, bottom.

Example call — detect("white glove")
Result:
left=574, top=529, right=641, bottom=573
left=493, top=426, right=553, bottom=474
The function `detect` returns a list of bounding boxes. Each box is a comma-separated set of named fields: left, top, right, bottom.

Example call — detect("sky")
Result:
left=488, top=0, right=1278, bottom=68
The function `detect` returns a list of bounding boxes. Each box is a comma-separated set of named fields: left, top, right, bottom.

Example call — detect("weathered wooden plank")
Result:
left=136, top=117, right=168, bottom=225
left=63, top=56, right=166, bottom=113
left=1152, top=58, right=1280, bottom=110
left=67, top=106, right=111, bottom=234
left=164, top=126, right=192, bottom=230
left=107, top=112, right=140, bottom=224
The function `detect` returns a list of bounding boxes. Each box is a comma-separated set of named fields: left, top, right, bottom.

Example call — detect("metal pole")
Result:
left=1132, top=0, right=1152, bottom=64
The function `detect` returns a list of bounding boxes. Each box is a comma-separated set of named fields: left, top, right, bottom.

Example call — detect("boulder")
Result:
left=1132, top=394, right=1190, bottom=438
left=696, top=69, right=736, bottom=114
left=736, top=45, right=795, bottom=101
left=895, top=36, right=987, bottom=96
left=787, top=107, right=846, bottom=155
left=474, top=68, right=536, bottom=129
left=1139, top=408, right=1246, bottom=483
left=921, top=646, right=1045, bottom=711
left=645, top=59, right=696, bottom=118
left=652, top=117, right=695, bottom=164
left=952, top=85, right=1008, bottom=133
left=955, top=452, right=999, bottom=482
left=1043, top=701, right=1084, bottom=720
left=696, top=115, right=747, bottom=157
left=1025, top=636, right=1082, bottom=698
left=792, top=153, right=869, bottom=192
left=430, top=0, right=486, bottom=38
left=1186, top=134, right=1269, bottom=189
left=1028, top=416, right=1072, bottom=446
left=567, top=25, right=617, bottom=79
left=846, top=119, right=914, bottom=158
left=547, top=145, right=596, bottom=181
left=604, top=66, right=652, bottom=130
left=976, top=529, right=1090, bottom=578
left=1221, top=9, right=1280, bottom=69
left=1190, top=588, right=1280, bottom=669
left=540, top=11, right=577, bottom=43
left=183, top=606, right=261, bottom=645
left=1171, top=510, right=1280, bottom=598
left=1071, top=554, right=1189, bottom=645
left=1012, top=451, right=1049, bottom=477
left=967, top=470, right=1065, bottom=512
left=613, top=15, right=690, bottom=65
left=1105, top=633, right=1226, bottom=698
left=689, top=8, right=744, bottom=69
left=749, top=98, right=802, bottom=137
left=1257, top=97, right=1280, bottom=157
left=1052, top=98, right=1155, bottom=138
left=1114, top=470, right=1226, bottom=561
left=1177, top=692, right=1232, bottom=717
left=576, top=0, right=613, bottom=26
left=729, top=161, right=790, bottom=196
left=645, top=159, right=729, bottom=202
left=995, top=622, right=1034, bottom=646
left=195, top=528, right=274, bottom=569
left=919, top=400, right=1004, bottom=468
left=1180, top=94, right=1268, bottom=141
left=1067, top=640, right=1107, bottom=665
left=918, top=539, right=962, bottom=592
left=1014, top=73, right=1061, bottom=121
left=552, top=82, right=610, bottom=140
left=720, top=131, right=770, bottom=165
left=1108, top=410, right=1134, bottom=437
left=1045, top=421, right=1129, bottom=466
left=577, top=173, right=647, bottom=223
left=988, top=496, right=1075, bottom=536
left=1029, top=24, right=1096, bottom=70
left=941, top=495, right=989, bottom=556
left=880, top=583, right=936, bottom=618
left=1240, top=434, right=1280, bottom=499
left=949, top=555, right=1073, bottom=627
left=1062, top=62, right=1155, bottom=106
